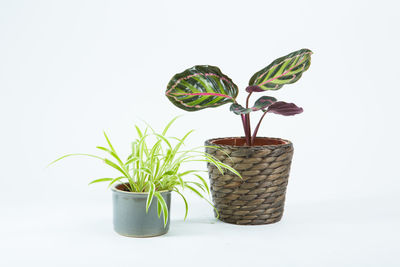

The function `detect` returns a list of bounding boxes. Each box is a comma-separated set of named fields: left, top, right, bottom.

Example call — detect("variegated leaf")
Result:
left=166, top=65, right=238, bottom=112
left=230, top=96, right=277, bottom=115
left=230, top=103, right=251, bottom=115
left=252, top=96, right=277, bottom=111
left=267, top=101, right=303, bottom=116
left=249, top=48, right=312, bottom=91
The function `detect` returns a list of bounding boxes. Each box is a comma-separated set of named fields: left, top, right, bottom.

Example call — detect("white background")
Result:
left=1, top=0, right=399, bottom=266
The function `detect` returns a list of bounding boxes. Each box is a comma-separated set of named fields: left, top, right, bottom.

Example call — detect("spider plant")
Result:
left=165, top=48, right=312, bottom=145
left=50, top=117, right=240, bottom=226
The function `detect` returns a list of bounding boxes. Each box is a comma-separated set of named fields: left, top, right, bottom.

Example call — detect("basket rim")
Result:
left=205, top=136, right=292, bottom=148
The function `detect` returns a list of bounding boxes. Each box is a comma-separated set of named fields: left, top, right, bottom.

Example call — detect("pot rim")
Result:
left=205, top=136, right=292, bottom=148
left=111, top=183, right=172, bottom=196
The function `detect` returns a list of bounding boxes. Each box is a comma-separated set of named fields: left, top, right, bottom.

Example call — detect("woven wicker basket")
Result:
left=205, top=137, right=294, bottom=225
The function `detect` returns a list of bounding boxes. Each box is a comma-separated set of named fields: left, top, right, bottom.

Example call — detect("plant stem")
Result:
left=241, top=114, right=249, bottom=142
left=245, top=114, right=251, bottom=145
left=245, top=92, right=253, bottom=145
left=251, top=111, right=268, bottom=145
left=246, top=92, right=252, bottom=109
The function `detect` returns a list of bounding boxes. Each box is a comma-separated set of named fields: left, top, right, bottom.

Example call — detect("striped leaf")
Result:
left=230, top=96, right=277, bottom=115
left=166, top=65, right=238, bottom=111
left=249, top=48, right=312, bottom=91
left=252, top=96, right=277, bottom=111
left=230, top=103, right=251, bottom=115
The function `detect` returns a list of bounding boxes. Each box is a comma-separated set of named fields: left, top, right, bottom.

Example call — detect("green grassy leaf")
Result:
left=88, top=178, right=113, bottom=185
left=103, top=132, right=117, bottom=154
left=48, top=153, right=103, bottom=167
left=154, top=192, right=168, bottom=227
left=124, top=156, right=139, bottom=166
left=173, top=189, right=188, bottom=220
left=146, top=182, right=155, bottom=212
left=162, top=115, right=181, bottom=135
left=153, top=133, right=172, bottom=149
left=96, top=146, right=124, bottom=166
left=134, top=125, right=143, bottom=139
left=106, top=176, right=126, bottom=189
left=193, top=174, right=210, bottom=195
left=185, top=183, right=219, bottom=218
left=104, top=158, right=130, bottom=178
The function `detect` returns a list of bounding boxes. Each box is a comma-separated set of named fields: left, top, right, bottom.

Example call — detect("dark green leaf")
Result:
left=230, top=103, right=251, bottom=115
left=252, top=96, right=277, bottom=111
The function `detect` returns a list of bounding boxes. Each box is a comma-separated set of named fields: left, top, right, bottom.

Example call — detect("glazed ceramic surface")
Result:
left=112, top=184, right=171, bottom=237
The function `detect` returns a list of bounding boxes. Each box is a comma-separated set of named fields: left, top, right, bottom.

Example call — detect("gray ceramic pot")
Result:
left=111, top=183, right=171, bottom=237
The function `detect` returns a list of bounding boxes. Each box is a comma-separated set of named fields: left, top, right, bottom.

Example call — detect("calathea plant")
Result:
left=165, top=48, right=312, bottom=146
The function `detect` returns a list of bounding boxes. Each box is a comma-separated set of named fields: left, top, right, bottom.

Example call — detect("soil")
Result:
left=116, top=183, right=131, bottom=191
left=210, top=137, right=287, bottom=147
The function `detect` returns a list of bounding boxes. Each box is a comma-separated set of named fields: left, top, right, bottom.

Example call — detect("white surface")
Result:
left=1, top=0, right=400, bottom=266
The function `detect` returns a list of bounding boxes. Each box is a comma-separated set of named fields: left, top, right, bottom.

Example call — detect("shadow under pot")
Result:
left=205, top=137, right=294, bottom=225
left=111, top=183, right=171, bottom=237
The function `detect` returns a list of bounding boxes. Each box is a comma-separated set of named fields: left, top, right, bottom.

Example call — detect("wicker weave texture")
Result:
left=205, top=137, right=294, bottom=225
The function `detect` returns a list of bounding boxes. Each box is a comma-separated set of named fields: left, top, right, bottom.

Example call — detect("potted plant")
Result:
left=50, top=118, right=239, bottom=237
left=165, top=48, right=312, bottom=225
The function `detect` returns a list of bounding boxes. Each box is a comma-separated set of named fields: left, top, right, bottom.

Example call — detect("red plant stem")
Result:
left=251, top=111, right=268, bottom=145
left=241, top=114, right=251, bottom=145
left=245, top=92, right=253, bottom=145
left=245, top=114, right=251, bottom=145
left=246, top=92, right=252, bottom=109
left=241, top=114, right=248, bottom=139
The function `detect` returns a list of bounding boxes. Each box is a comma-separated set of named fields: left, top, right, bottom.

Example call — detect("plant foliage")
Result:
left=165, top=48, right=312, bottom=146
left=50, top=117, right=241, bottom=226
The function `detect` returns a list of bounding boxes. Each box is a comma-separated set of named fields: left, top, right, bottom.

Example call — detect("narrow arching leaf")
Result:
left=193, top=174, right=210, bottom=195
left=106, top=176, right=127, bottom=189
left=173, top=189, right=188, bottom=220
left=162, top=116, right=181, bottom=135
left=229, top=96, right=277, bottom=115
left=154, top=192, right=168, bottom=227
left=104, top=158, right=130, bottom=177
left=134, top=125, right=143, bottom=139
left=96, top=146, right=124, bottom=166
left=249, top=48, right=312, bottom=91
left=153, top=133, right=172, bottom=149
left=88, top=178, right=113, bottom=185
left=146, top=182, right=155, bottom=213
left=171, top=129, right=194, bottom=156
left=48, top=153, right=103, bottom=166
left=251, top=96, right=277, bottom=111
left=166, top=65, right=238, bottom=111
left=186, top=181, right=207, bottom=192
left=185, top=184, right=219, bottom=218
left=267, top=101, right=303, bottom=116
left=157, top=198, right=162, bottom=218
left=124, top=156, right=139, bottom=166
left=230, top=103, right=251, bottom=115
left=103, top=132, right=117, bottom=154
